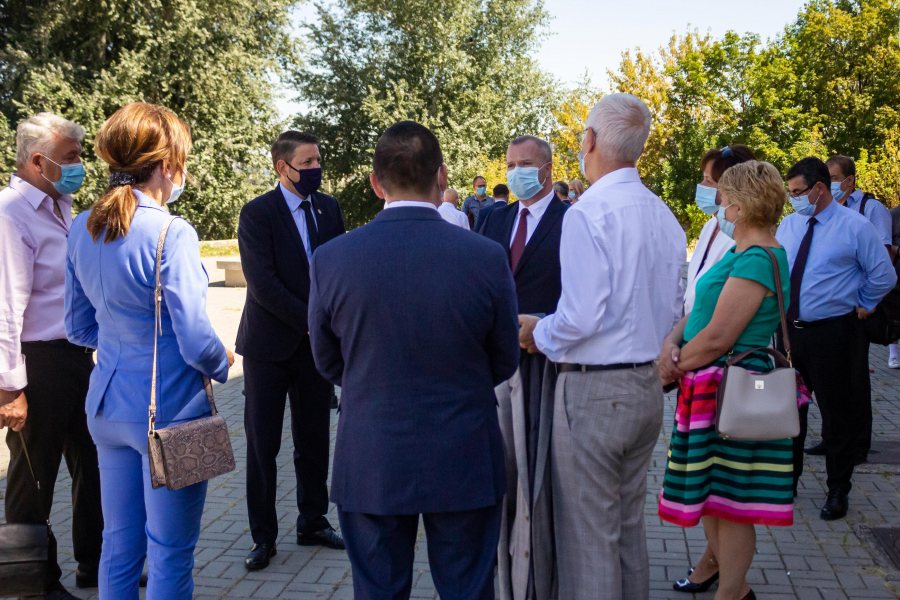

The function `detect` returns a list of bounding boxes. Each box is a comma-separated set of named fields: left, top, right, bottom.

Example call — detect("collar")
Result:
left=589, top=167, right=641, bottom=193
left=9, top=174, right=72, bottom=211
left=846, top=189, right=863, bottom=206
left=811, top=197, right=839, bottom=226
left=495, top=198, right=507, bottom=203
left=517, top=189, right=554, bottom=221
left=280, top=182, right=309, bottom=212
left=384, top=200, right=438, bottom=211
left=133, top=189, right=168, bottom=212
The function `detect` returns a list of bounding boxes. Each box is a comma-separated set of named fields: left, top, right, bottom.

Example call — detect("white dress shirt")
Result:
left=437, top=201, right=470, bottom=229
left=384, top=200, right=439, bottom=211
left=533, top=168, right=687, bottom=364
left=280, top=182, right=318, bottom=260
left=0, top=175, right=73, bottom=390
left=509, top=190, right=554, bottom=246
left=683, top=216, right=735, bottom=314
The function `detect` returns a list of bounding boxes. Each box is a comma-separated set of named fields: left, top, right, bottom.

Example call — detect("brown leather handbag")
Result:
left=147, top=216, right=236, bottom=491
left=715, top=246, right=800, bottom=441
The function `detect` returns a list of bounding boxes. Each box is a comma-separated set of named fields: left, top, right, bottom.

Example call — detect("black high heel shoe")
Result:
left=673, top=567, right=720, bottom=593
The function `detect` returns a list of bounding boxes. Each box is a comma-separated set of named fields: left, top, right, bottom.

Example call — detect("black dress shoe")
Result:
left=741, top=591, right=757, bottom=600
left=820, top=490, right=849, bottom=521
left=298, top=527, right=346, bottom=550
left=805, top=441, right=827, bottom=455
left=76, top=569, right=147, bottom=589
left=673, top=567, right=719, bottom=593
left=21, top=584, right=84, bottom=600
left=245, top=543, right=277, bottom=571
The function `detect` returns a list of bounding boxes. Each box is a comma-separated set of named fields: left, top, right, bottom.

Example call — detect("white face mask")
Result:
left=166, top=170, right=187, bottom=205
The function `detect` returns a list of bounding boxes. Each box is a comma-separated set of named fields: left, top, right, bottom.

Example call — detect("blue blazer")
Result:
left=308, top=207, right=520, bottom=515
left=65, top=194, right=229, bottom=423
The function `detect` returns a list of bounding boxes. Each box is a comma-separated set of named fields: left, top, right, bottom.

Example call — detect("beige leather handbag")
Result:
left=715, top=246, right=800, bottom=441
left=147, top=216, right=236, bottom=491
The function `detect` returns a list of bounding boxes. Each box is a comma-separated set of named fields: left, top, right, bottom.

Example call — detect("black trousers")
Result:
left=785, top=312, right=870, bottom=494
left=337, top=502, right=502, bottom=600
left=6, top=341, right=103, bottom=583
left=243, top=337, right=333, bottom=545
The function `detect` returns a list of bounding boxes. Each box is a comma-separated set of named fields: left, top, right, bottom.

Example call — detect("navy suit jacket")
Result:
left=236, top=186, right=345, bottom=361
left=474, top=200, right=508, bottom=232
left=308, top=206, right=520, bottom=515
left=480, top=197, right=568, bottom=315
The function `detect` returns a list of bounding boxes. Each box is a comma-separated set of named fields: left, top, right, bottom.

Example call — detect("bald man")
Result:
left=438, top=188, right=470, bottom=229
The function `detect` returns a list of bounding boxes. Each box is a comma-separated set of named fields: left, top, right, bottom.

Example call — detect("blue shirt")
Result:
left=845, top=189, right=892, bottom=246
left=775, top=199, right=896, bottom=321
left=280, top=182, right=318, bottom=261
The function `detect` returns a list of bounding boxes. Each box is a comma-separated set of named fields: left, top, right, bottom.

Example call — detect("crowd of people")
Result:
left=0, top=91, right=896, bottom=600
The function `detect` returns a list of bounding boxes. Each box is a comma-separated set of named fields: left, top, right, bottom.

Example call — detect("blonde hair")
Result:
left=718, top=160, right=786, bottom=229
left=88, top=102, right=192, bottom=243
left=15, top=113, right=85, bottom=168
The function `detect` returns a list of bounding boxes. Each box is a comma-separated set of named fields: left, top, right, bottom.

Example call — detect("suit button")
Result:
left=524, top=551, right=529, bottom=558
left=525, top=515, right=529, bottom=521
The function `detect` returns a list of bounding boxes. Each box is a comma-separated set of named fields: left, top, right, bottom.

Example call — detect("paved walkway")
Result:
left=4, top=264, right=900, bottom=599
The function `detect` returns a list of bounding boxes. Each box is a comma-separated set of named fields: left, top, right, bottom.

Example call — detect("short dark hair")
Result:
left=492, top=184, right=509, bottom=198
left=553, top=181, right=569, bottom=196
left=700, top=144, right=756, bottom=182
left=826, top=154, right=856, bottom=178
left=271, top=131, right=318, bottom=170
left=509, top=135, right=552, bottom=164
left=786, top=157, right=831, bottom=191
left=473, top=175, right=486, bottom=184
left=373, top=121, right=443, bottom=196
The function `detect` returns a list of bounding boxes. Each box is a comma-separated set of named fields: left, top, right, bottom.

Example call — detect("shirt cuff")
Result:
left=533, top=317, right=563, bottom=363
left=0, top=355, right=27, bottom=391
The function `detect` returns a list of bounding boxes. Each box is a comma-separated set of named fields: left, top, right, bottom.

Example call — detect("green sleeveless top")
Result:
left=683, top=245, right=790, bottom=354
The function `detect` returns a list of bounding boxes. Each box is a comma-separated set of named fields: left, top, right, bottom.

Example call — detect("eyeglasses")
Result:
left=788, top=185, right=812, bottom=200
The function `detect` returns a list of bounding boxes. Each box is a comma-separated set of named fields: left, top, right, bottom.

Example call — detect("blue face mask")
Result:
left=40, top=156, right=85, bottom=195
left=507, top=163, right=548, bottom=200
left=695, top=184, right=719, bottom=215
left=830, top=178, right=848, bottom=203
left=717, top=204, right=736, bottom=239
left=578, top=150, right=586, bottom=178
left=166, top=170, right=187, bottom=205
left=791, top=190, right=820, bottom=217
left=568, top=191, right=576, bottom=199
left=476, top=186, right=486, bottom=196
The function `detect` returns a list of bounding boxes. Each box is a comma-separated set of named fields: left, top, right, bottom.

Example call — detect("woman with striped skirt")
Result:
left=658, top=161, right=809, bottom=600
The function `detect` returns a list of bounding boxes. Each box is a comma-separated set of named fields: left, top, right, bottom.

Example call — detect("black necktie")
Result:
left=300, top=200, right=319, bottom=256
left=787, top=216, right=817, bottom=323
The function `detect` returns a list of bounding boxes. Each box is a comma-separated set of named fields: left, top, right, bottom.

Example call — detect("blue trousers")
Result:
left=88, top=415, right=207, bottom=600
left=337, top=503, right=502, bottom=600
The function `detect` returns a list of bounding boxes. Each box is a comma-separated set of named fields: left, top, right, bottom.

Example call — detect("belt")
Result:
left=21, top=339, right=93, bottom=353
left=557, top=361, right=653, bottom=374
left=791, top=310, right=856, bottom=330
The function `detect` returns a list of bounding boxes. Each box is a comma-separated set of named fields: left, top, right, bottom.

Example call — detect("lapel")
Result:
left=513, top=198, right=564, bottom=276
left=508, top=370, right=532, bottom=512
left=271, top=186, right=310, bottom=270
left=499, top=204, right=518, bottom=261
left=532, top=357, right=556, bottom=506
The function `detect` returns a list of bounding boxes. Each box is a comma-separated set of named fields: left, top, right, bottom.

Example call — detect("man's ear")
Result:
left=438, top=164, right=448, bottom=192
left=370, top=172, right=386, bottom=200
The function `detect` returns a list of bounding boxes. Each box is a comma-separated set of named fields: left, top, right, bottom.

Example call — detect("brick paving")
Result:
left=3, top=337, right=900, bottom=597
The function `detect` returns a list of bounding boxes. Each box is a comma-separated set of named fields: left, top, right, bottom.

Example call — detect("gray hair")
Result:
left=509, top=135, right=552, bottom=165
left=585, top=94, right=651, bottom=164
left=16, top=112, right=85, bottom=169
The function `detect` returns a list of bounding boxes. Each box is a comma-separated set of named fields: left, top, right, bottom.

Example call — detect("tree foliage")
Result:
left=292, top=0, right=556, bottom=227
left=0, top=0, right=298, bottom=239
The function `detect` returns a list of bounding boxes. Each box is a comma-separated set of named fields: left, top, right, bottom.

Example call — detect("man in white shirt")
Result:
left=519, top=94, right=686, bottom=600
left=437, top=188, right=469, bottom=229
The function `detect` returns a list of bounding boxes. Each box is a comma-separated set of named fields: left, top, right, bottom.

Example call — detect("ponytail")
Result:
left=86, top=185, right=138, bottom=243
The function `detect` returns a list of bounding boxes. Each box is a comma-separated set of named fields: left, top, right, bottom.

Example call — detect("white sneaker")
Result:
left=889, top=356, right=900, bottom=369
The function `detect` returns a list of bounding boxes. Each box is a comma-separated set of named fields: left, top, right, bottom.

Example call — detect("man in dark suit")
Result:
left=480, top=135, right=567, bottom=599
left=236, top=131, right=346, bottom=571
left=308, top=121, right=520, bottom=600
left=474, top=183, right=510, bottom=232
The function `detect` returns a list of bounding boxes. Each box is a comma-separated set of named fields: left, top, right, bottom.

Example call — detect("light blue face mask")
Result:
left=40, top=156, right=85, bottom=195
left=568, top=191, right=576, bottom=199
left=791, top=190, right=819, bottom=217
left=830, top=178, right=848, bottom=203
left=578, top=150, right=586, bottom=178
left=507, top=163, right=549, bottom=200
left=166, top=170, right=187, bottom=205
left=717, top=204, right=736, bottom=239
left=476, top=186, right=486, bottom=196
left=695, top=184, right=719, bottom=215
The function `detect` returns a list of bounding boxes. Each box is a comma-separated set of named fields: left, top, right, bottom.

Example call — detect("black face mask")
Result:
left=286, top=164, right=322, bottom=197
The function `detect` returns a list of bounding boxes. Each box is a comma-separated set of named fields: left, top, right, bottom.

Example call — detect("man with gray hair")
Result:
left=0, top=112, right=103, bottom=599
left=519, top=94, right=686, bottom=600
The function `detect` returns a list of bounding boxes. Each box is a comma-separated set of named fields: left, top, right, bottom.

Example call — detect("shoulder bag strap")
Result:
left=150, top=217, right=218, bottom=435
left=860, top=193, right=871, bottom=215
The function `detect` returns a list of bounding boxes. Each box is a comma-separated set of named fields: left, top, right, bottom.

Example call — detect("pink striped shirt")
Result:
left=0, top=175, right=73, bottom=391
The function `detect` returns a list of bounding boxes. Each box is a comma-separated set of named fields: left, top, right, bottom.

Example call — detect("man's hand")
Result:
left=658, top=337, right=684, bottom=386
left=0, top=392, right=27, bottom=432
left=857, top=306, right=874, bottom=320
left=518, top=314, right=541, bottom=355
left=226, top=347, right=235, bottom=368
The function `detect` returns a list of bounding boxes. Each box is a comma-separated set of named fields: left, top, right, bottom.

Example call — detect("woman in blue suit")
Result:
left=65, top=102, right=232, bottom=600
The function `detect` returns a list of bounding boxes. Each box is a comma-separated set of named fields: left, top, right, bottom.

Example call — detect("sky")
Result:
left=279, top=0, right=810, bottom=117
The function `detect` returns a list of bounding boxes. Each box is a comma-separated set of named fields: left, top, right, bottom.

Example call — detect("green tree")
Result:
left=0, top=0, right=299, bottom=239
left=292, top=0, right=556, bottom=228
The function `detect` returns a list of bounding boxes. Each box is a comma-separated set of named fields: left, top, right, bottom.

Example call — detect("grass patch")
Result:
left=200, top=241, right=239, bottom=257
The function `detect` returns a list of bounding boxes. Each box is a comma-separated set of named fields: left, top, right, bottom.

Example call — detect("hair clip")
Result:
left=720, top=146, right=733, bottom=159
left=109, top=171, right=137, bottom=187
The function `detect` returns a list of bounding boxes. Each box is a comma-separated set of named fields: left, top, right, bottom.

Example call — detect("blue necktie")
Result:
left=300, top=200, right=319, bottom=257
